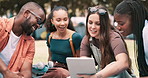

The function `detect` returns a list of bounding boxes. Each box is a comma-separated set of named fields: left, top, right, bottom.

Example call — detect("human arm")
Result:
left=78, top=53, right=129, bottom=78
left=95, top=53, right=129, bottom=77
left=17, top=39, right=35, bottom=78
left=80, top=35, right=92, bottom=57
left=48, top=48, right=52, bottom=61
left=0, top=59, right=22, bottom=78
left=79, top=33, right=130, bottom=78
left=72, top=33, right=82, bottom=57
left=0, top=59, right=8, bottom=75
left=18, top=60, right=32, bottom=78
left=46, top=33, right=52, bottom=61
left=93, top=32, right=130, bottom=77
left=75, top=50, right=80, bottom=57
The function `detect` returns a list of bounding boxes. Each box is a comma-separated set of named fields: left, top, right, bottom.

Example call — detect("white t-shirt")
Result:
left=143, top=20, right=148, bottom=65
left=0, top=31, right=21, bottom=66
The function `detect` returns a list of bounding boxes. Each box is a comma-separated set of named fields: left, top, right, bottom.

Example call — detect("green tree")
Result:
left=0, top=0, right=147, bottom=16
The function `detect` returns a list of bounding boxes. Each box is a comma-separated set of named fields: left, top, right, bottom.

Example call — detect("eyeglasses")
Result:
left=88, top=7, right=107, bottom=15
left=28, top=10, right=44, bottom=28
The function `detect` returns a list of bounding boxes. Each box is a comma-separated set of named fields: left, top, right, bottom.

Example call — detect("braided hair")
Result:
left=114, top=0, right=148, bottom=77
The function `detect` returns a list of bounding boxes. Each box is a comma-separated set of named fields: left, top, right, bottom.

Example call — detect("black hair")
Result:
left=114, top=0, right=148, bottom=76
left=44, top=13, right=54, bottom=32
left=45, top=6, right=75, bottom=33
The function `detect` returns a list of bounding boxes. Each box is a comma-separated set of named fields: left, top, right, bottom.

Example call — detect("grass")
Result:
left=33, top=40, right=48, bottom=65
left=33, top=39, right=139, bottom=77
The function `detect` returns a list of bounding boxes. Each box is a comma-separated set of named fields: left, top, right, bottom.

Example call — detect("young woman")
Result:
left=114, top=0, right=148, bottom=77
left=78, top=5, right=132, bottom=78
left=42, top=6, right=82, bottom=78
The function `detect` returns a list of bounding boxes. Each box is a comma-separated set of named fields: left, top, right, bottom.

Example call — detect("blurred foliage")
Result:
left=0, top=0, right=147, bottom=17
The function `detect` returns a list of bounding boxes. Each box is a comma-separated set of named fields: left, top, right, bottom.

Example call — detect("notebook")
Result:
left=66, top=57, right=97, bottom=78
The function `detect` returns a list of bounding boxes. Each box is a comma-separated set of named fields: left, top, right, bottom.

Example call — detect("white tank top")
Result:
left=0, top=31, right=21, bottom=66
left=143, top=20, right=148, bottom=65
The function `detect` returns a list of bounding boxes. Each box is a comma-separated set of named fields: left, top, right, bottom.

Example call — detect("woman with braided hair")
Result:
left=114, top=0, right=148, bottom=77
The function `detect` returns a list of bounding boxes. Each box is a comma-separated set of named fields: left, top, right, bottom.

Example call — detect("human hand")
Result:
left=77, top=73, right=103, bottom=78
left=77, top=74, right=95, bottom=78
left=16, top=72, right=24, bottom=78
left=3, top=70, right=24, bottom=78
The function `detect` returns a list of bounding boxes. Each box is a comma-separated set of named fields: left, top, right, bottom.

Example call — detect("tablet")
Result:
left=66, top=57, right=97, bottom=78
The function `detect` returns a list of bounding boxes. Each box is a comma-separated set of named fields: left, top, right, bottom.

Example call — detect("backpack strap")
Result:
left=48, top=32, right=77, bottom=57
left=48, top=32, right=53, bottom=44
left=69, top=33, right=78, bottom=57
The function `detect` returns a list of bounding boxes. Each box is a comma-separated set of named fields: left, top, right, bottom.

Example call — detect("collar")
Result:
left=21, top=33, right=34, bottom=41
left=5, top=17, right=15, bottom=33
left=5, top=17, right=34, bottom=41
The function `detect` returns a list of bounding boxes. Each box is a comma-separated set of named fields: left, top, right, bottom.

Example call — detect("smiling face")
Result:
left=114, top=13, right=132, bottom=36
left=87, top=13, right=100, bottom=39
left=21, top=9, right=45, bottom=36
left=21, top=17, right=33, bottom=36
left=51, top=9, right=69, bottom=33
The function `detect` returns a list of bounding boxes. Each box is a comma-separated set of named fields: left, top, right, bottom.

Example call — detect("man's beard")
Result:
left=21, top=17, right=34, bottom=36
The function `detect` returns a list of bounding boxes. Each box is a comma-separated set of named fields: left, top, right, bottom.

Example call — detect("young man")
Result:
left=0, top=2, right=46, bottom=78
